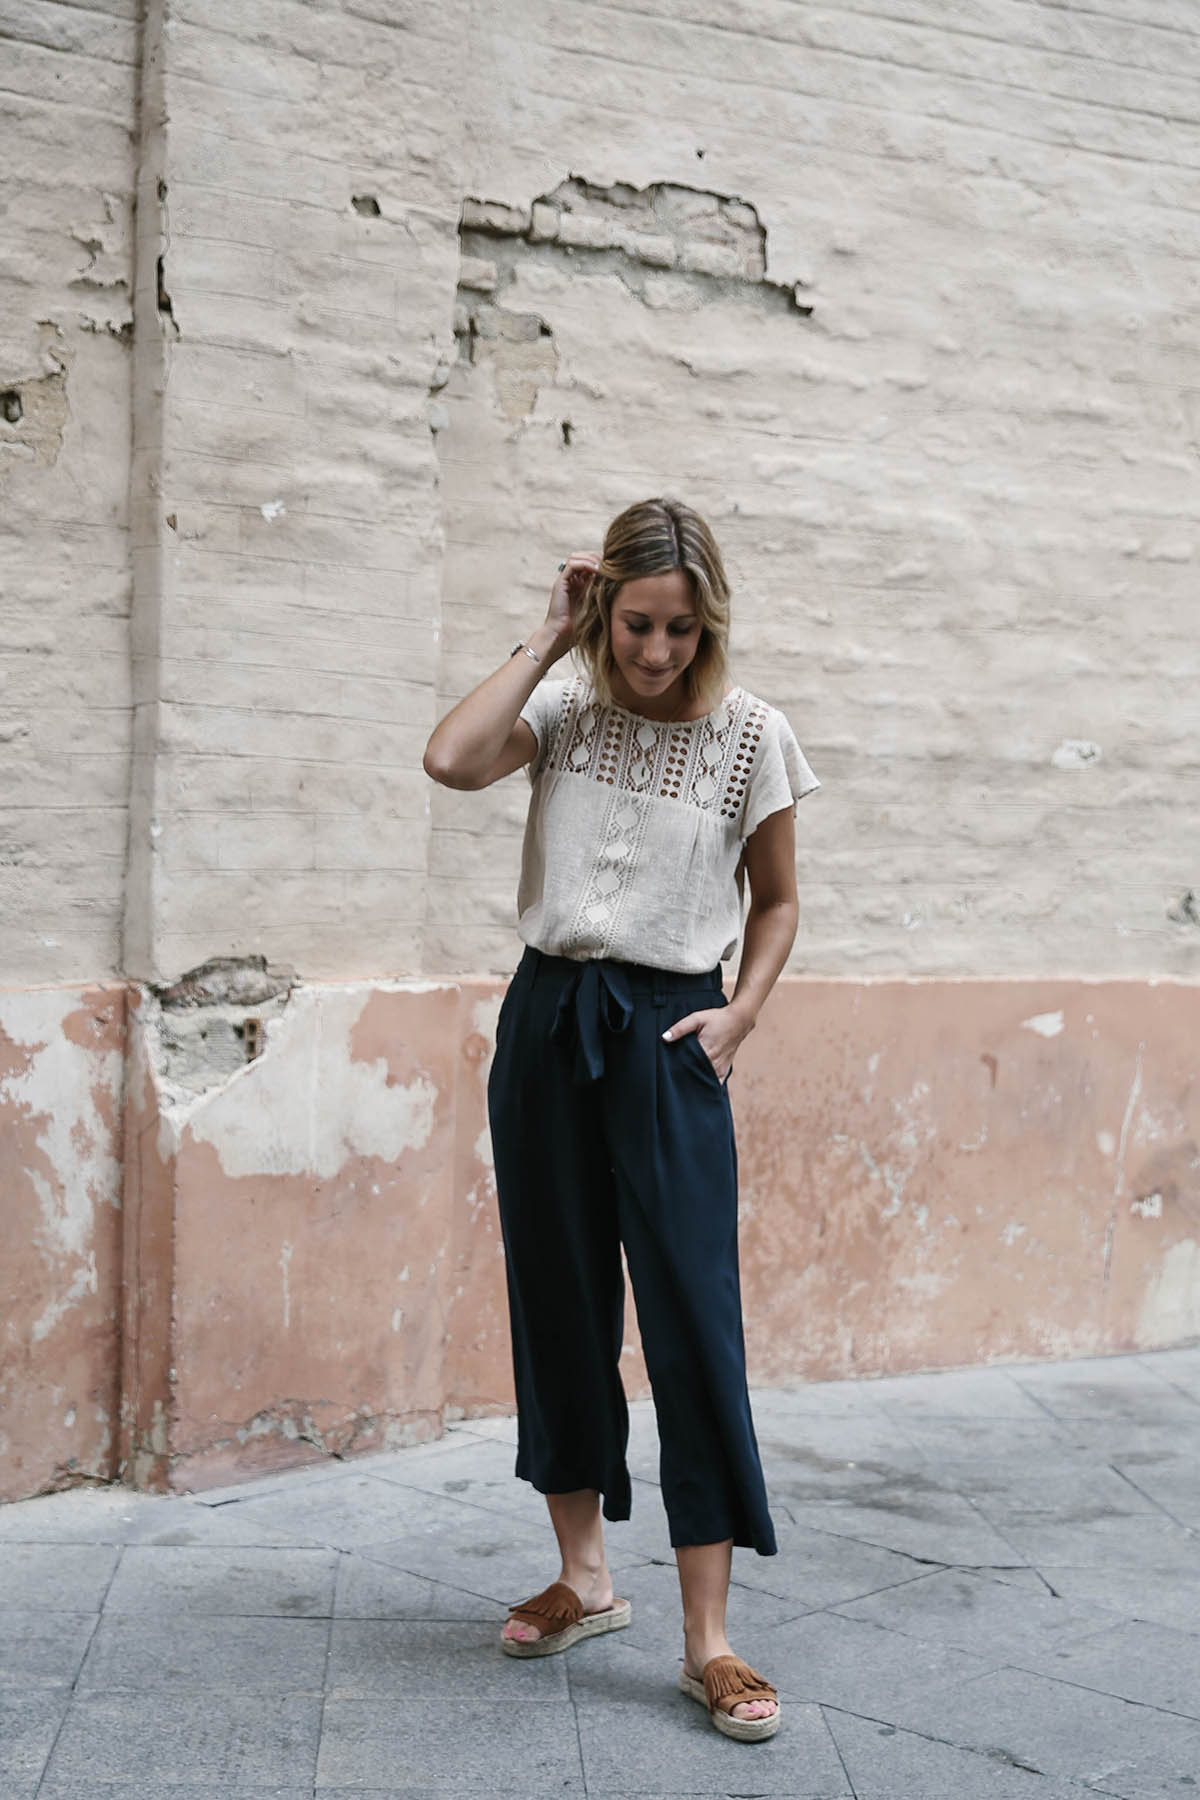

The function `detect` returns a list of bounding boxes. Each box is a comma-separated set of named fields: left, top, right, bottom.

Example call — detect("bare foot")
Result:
left=502, top=1568, right=615, bottom=1645
left=683, top=1635, right=778, bottom=1723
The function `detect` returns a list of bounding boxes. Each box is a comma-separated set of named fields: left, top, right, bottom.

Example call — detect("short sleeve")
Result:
left=518, top=678, right=569, bottom=782
left=741, top=708, right=820, bottom=839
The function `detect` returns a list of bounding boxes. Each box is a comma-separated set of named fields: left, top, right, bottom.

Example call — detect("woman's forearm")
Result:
left=423, top=619, right=568, bottom=788
left=728, top=897, right=799, bottom=1029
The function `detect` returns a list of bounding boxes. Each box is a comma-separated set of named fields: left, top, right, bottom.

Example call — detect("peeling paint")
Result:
left=0, top=990, right=122, bottom=1266
left=158, top=985, right=437, bottom=1178
left=1103, top=1043, right=1146, bottom=1288
left=279, top=1241, right=293, bottom=1328
left=1051, top=740, right=1103, bottom=769
left=1021, top=1010, right=1065, bottom=1038
left=1137, top=1239, right=1200, bottom=1342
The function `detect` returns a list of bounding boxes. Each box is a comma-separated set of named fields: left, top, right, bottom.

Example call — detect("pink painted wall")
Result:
left=3, top=975, right=1197, bottom=1502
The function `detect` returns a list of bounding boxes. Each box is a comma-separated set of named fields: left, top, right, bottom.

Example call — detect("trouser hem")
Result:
left=516, top=1463, right=633, bottom=1524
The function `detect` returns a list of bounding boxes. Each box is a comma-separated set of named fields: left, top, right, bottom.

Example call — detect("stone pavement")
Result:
left=2, top=1345, right=1199, bottom=1799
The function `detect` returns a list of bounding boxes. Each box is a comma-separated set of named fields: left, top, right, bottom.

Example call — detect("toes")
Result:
left=732, top=1699, right=776, bottom=1720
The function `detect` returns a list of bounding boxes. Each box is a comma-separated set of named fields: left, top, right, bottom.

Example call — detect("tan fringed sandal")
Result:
left=501, top=1578, right=632, bottom=1658
left=678, top=1652, right=781, bottom=1740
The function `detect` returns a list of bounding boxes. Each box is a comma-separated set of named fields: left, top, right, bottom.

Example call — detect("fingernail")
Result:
left=661, top=1029, right=672, bottom=1040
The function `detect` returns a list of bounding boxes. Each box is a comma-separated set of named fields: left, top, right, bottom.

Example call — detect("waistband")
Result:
left=519, top=944, right=723, bottom=997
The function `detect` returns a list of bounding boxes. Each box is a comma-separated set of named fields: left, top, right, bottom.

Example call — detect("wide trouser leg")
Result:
left=606, top=982, right=778, bottom=1556
left=486, top=954, right=632, bottom=1520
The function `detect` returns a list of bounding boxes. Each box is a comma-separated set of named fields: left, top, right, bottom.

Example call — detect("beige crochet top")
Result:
left=515, top=675, right=819, bottom=972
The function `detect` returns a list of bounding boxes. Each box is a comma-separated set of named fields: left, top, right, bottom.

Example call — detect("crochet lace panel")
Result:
left=543, top=677, right=769, bottom=822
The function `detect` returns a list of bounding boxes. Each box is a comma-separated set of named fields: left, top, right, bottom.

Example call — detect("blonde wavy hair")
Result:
left=572, top=496, right=732, bottom=711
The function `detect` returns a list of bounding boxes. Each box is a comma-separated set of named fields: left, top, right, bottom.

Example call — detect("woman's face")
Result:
left=608, top=569, right=702, bottom=713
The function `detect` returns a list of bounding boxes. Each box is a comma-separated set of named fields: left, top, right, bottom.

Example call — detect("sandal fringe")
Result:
left=702, top=1654, right=776, bottom=1714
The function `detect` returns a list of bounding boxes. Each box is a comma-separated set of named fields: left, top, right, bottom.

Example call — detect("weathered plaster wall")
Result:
left=106, top=972, right=1197, bottom=1493
left=118, top=977, right=494, bottom=1490
left=123, top=0, right=463, bottom=984
left=0, top=0, right=138, bottom=986
left=0, top=986, right=126, bottom=1502
left=431, top=0, right=1200, bottom=980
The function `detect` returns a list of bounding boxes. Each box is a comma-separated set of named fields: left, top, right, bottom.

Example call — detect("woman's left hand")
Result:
left=661, top=1002, right=755, bottom=1083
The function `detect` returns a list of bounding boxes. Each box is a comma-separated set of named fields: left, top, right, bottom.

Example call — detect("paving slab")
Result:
left=1108, top=1453, right=1200, bottom=1527
left=1005, top=1360, right=1200, bottom=1425
left=987, top=1508, right=1200, bottom=1571
left=723, top=1513, right=952, bottom=1608
left=1044, top=1563, right=1200, bottom=1634
left=41, top=1691, right=323, bottom=1788
left=204, top=1470, right=481, bottom=1552
left=925, top=1455, right=1160, bottom=1517
left=856, top=1366, right=1056, bottom=1419
left=0, top=1486, right=166, bottom=1545
left=326, top=1617, right=569, bottom=1700
left=779, top=1482, right=1029, bottom=1566
left=316, top=1695, right=585, bottom=1792
left=1014, top=1614, right=1200, bottom=1720
left=334, top=1555, right=509, bottom=1622
left=753, top=1605, right=1000, bottom=1716
left=0, top=1686, right=72, bottom=1800
left=830, top=1566, right=1118, bottom=1664
left=878, top=1661, right=1200, bottom=1796
left=0, top=1608, right=97, bottom=1687
left=574, top=1687, right=846, bottom=1794
left=362, top=1511, right=648, bottom=1606
left=825, top=1707, right=1122, bottom=1799
left=0, top=1540, right=118, bottom=1609
left=101, top=1541, right=340, bottom=1617
left=38, top=1787, right=314, bottom=1800
left=78, top=1612, right=329, bottom=1693
left=758, top=1413, right=936, bottom=1475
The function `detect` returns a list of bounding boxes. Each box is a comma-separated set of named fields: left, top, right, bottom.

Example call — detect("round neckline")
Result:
left=594, top=682, right=740, bottom=728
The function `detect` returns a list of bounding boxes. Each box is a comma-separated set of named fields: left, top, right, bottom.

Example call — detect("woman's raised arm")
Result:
left=422, top=552, right=597, bottom=790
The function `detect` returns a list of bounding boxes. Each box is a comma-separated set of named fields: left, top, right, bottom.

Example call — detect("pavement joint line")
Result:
left=955, top=1489, right=1044, bottom=1581
left=818, top=1698, right=862, bottom=1799
left=564, top=1655, right=591, bottom=1799
left=1105, top=1458, right=1196, bottom=1532
left=998, top=1656, right=1200, bottom=1725
left=818, top=1696, right=1045, bottom=1770
left=313, top=1555, right=340, bottom=1797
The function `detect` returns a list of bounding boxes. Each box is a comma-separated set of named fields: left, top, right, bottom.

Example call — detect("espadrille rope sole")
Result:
left=501, top=1579, right=632, bottom=1658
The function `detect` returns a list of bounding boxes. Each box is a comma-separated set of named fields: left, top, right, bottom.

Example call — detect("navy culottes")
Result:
left=486, top=944, right=777, bottom=1556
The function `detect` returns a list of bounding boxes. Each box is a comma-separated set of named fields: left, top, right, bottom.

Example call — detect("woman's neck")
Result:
left=607, top=672, right=729, bottom=723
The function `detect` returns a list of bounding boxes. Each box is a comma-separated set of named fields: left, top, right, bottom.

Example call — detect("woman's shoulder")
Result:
left=718, top=684, right=792, bottom=735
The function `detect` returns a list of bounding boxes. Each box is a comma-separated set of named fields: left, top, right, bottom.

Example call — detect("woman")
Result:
left=423, top=497, right=819, bottom=1741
